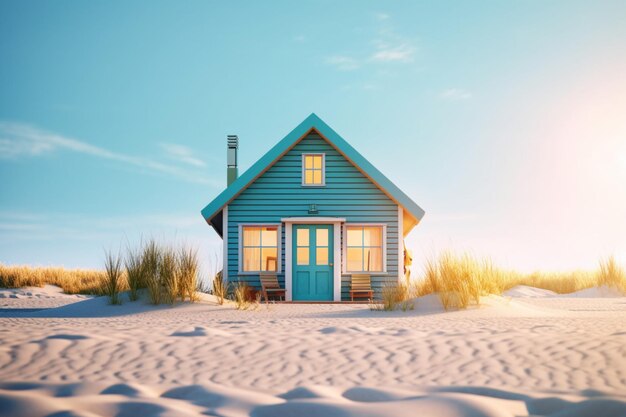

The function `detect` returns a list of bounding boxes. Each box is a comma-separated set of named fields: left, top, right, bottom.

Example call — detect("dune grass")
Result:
left=1, top=238, right=202, bottom=306
left=159, top=247, right=179, bottom=305
left=125, top=246, right=144, bottom=302
left=370, top=282, right=414, bottom=311
left=416, top=251, right=626, bottom=310
left=142, top=239, right=163, bottom=304
left=598, top=256, right=626, bottom=292
left=211, top=271, right=226, bottom=305
left=232, top=281, right=250, bottom=310
left=0, top=263, right=107, bottom=295
left=177, top=247, right=200, bottom=303
left=140, top=240, right=201, bottom=305
left=103, top=250, right=124, bottom=305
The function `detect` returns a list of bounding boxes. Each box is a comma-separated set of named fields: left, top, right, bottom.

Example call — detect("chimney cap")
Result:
left=227, top=135, right=238, bottom=148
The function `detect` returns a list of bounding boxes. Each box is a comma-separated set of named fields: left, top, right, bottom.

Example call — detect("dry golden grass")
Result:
left=598, top=256, right=626, bottom=293
left=370, top=282, right=415, bottom=311
left=0, top=263, right=109, bottom=295
left=232, top=281, right=250, bottom=310
left=124, top=246, right=144, bottom=302
left=211, top=271, right=226, bottom=305
left=1, top=239, right=202, bottom=305
left=159, top=247, right=179, bottom=305
left=103, top=250, right=124, bottom=305
left=417, top=251, right=626, bottom=310
left=177, top=247, right=200, bottom=303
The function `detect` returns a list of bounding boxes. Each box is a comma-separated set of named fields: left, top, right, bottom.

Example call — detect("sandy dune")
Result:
left=0, top=285, right=625, bottom=416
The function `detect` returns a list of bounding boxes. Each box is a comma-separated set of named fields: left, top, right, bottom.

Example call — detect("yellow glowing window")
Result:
left=241, top=226, right=279, bottom=272
left=296, top=228, right=309, bottom=265
left=345, top=225, right=384, bottom=272
left=302, top=154, right=325, bottom=186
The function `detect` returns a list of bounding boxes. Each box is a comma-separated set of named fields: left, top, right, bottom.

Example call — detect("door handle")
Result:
left=329, top=263, right=334, bottom=266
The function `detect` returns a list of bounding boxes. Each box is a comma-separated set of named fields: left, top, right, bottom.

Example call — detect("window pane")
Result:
left=313, top=155, right=322, bottom=169
left=261, top=227, right=277, bottom=247
left=363, top=226, right=382, bottom=247
left=316, top=248, right=328, bottom=265
left=364, top=248, right=382, bottom=271
left=313, top=170, right=322, bottom=184
left=297, top=228, right=309, bottom=247
left=261, top=248, right=278, bottom=271
left=346, top=247, right=363, bottom=271
left=304, top=155, right=314, bottom=169
left=347, top=227, right=363, bottom=247
left=316, top=228, right=328, bottom=247
left=243, top=227, right=260, bottom=247
left=304, top=169, right=314, bottom=184
left=297, top=248, right=309, bottom=265
left=242, top=247, right=261, bottom=271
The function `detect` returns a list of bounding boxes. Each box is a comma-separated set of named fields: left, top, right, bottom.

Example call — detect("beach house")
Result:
left=201, top=114, right=425, bottom=301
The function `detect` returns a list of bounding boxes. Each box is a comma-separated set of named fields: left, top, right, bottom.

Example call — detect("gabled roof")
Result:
left=201, top=113, right=425, bottom=236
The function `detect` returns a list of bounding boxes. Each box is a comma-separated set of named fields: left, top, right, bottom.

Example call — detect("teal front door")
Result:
left=293, top=224, right=333, bottom=301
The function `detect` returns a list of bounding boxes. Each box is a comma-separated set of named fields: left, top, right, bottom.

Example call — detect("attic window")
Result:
left=302, top=153, right=325, bottom=186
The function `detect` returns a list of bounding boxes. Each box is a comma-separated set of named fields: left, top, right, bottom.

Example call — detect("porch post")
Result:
left=333, top=220, right=341, bottom=302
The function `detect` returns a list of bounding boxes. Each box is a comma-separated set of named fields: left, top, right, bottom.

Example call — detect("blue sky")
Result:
left=1, top=0, right=625, bottom=276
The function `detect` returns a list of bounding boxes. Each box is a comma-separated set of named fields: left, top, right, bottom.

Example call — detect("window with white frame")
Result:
left=302, top=153, right=325, bottom=186
left=345, top=225, right=385, bottom=272
left=240, top=225, right=280, bottom=272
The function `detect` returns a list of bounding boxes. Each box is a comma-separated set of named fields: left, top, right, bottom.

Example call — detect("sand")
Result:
left=0, top=285, right=625, bottom=416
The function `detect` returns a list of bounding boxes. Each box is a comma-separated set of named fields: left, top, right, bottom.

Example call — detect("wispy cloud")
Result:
left=325, top=55, right=360, bottom=71
left=325, top=13, right=417, bottom=72
left=292, top=35, right=306, bottom=42
left=0, top=121, right=220, bottom=186
left=369, top=18, right=416, bottom=63
left=0, top=210, right=211, bottom=242
left=370, top=41, right=415, bottom=62
left=440, top=88, right=473, bottom=101
left=160, top=143, right=206, bottom=167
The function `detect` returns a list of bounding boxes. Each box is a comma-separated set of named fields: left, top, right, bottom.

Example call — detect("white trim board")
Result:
left=282, top=217, right=346, bottom=223
left=222, top=205, right=228, bottom=283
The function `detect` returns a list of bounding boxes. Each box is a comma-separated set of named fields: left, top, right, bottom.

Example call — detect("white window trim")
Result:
left=342, top=223, right=387, bottom=274
left=238, top=223, right=282, bottom=275
left=301, top=153, right=326, bottom=187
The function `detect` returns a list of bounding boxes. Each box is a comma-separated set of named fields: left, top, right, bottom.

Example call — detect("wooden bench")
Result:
left=260, top=274, right=285, bottom=303
left=349, top=274, right=374, bottom=301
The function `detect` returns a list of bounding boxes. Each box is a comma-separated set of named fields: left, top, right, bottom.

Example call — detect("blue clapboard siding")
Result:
left=227, top=131, right=399, bottom=300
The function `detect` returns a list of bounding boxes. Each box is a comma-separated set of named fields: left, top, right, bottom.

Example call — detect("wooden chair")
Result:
left=260, top=274, right=285, bottom=303
left=349, top=274, right=374, bottom=301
